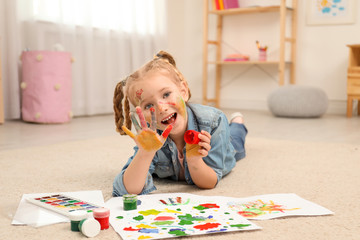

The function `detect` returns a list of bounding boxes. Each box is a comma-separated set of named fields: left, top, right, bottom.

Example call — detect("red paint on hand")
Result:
left=184, top=130, right=200, bottom=144
left=162, top=125, right=173, bottom=138
left=136, top=106, right=147, bottom=128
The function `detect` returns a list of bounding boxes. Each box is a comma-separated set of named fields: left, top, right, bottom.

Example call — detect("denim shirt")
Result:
left=112, top=103, right=236, bottom=197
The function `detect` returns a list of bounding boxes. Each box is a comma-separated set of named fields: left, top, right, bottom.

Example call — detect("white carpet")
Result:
left=0, top=136, right=359, bottom=239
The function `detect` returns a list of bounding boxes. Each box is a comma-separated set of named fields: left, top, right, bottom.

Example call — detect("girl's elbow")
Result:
left=197, top=182, right=217, bottom=190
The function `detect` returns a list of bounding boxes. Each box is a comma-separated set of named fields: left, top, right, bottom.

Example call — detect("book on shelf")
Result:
left=213, top=0, right=220, bottom=10
left=213, top=0, right=225, bottom=10
left=213, top=0, right=239, bottom=10
left=223, top=0, right=239, bottom=9
left=218, top=0, right=224, bottom=10
left=224, top=53, right=249, bottom=62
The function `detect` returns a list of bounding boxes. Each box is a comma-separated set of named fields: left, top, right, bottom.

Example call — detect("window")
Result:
left=32, top=0, right=161, bottom=34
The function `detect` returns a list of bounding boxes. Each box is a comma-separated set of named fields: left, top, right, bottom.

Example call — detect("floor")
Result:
left=1, top=109, right=359, bottom=151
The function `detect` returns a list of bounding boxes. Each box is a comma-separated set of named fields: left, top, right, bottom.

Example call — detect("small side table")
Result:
left=346, top=44, right=360, bottom=118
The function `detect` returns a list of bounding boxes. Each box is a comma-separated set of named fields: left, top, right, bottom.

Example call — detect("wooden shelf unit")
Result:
left=202, top=0, right=298, bottom=107
left=0, top=41, right=4, bottom=124
left=346, top=44, right=360, bottom=117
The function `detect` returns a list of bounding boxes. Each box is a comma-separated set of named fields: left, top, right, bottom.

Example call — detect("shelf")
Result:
left=202, top=0, right=298, bottom=108
left=209, top=5, right=294, bottom=16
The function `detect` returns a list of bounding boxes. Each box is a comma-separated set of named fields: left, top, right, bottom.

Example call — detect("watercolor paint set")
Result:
left=26, top=194, right=103, bottom=217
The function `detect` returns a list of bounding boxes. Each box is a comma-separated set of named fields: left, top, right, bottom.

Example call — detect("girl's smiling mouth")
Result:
left=161, top=113, right=177, bottom=125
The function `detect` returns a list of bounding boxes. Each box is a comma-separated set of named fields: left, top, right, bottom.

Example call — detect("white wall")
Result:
left=166, top=0, right=360, bottom=114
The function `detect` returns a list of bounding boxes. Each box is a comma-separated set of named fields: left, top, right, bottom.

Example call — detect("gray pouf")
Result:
left=267, top=86, right=328, bottom=118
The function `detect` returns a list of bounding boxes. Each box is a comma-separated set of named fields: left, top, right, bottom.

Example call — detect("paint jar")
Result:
left=123, top=194, right=138, bottom=211
left=69, top=210, right=88, bottom=232
left=93, top=207, right=110, bottom=230
left=78, top=218, right=101, bottom=238
left=259, top=49, right=267, bottom=61
left=184, top=130, right=200, bottom=144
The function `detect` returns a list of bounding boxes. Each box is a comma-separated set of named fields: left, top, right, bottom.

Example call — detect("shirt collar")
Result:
left=186, top=104, right=199, bottom=132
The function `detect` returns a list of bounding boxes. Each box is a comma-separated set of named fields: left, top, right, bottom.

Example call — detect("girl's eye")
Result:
left=144, top=103, right=153, bottom=110
left=163, top=92, right=171, bottom=98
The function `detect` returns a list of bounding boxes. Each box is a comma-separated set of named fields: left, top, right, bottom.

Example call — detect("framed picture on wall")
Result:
left=307, top=0, right=356, bottom=25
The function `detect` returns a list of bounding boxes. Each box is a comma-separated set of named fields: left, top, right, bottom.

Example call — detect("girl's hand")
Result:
left=121, top=106, right=172, bottom=152
left=186, top=130, right=212, bottom=158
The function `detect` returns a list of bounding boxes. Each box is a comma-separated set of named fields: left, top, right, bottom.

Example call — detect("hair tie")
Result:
left=155, top=53, right=164, bottom=59
left=121, top=77, right=127, bottom=86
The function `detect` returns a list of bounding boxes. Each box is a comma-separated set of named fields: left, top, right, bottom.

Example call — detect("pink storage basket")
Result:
left=21, top=51, right=72, bottom=123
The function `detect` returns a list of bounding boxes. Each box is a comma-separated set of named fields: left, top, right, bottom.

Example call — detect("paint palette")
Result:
left=26, top=194, right=103, bottom=217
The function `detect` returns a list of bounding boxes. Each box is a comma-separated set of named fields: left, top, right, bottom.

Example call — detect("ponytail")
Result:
left=155, top=50, right=176, bottom=67
left=113, top=80, right=131, bottom=135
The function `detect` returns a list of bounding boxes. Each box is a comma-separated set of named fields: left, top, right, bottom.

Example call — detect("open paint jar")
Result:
left=79, top=218, right=101, bottom=237
left=184, top=130, right=200, bottom=144
left=123, top=194, right=137, bottom=211
left=93, top=207, right=110, bottom=230
left=69, top=210, right=88, bottom=232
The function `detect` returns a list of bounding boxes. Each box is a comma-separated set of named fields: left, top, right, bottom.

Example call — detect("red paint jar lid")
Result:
left=184, top=130, right=200, bottom=144
left=93, top=207, right=110, bottom=218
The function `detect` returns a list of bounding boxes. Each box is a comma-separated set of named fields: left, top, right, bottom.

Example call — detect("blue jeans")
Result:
left=229, top=123, right=248, bottom=161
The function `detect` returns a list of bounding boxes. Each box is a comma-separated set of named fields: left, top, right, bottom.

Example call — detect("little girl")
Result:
left=112, top=51, right=247, bottom=196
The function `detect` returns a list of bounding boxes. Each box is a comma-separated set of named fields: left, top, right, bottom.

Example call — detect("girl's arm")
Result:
left=186, top=130, right=217, bottom=189
left=123, top=149, right=156, bottom=194
left=187, top=158, right=218, bottom=189
left=121, top=107, right=172, bottom=194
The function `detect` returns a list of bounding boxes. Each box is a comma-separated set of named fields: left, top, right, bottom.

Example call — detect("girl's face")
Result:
left=131, top=72, right=188, bottom=137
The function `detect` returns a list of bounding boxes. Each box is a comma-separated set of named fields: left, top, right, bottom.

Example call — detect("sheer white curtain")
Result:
left=0, top=0, right=167, bottom=119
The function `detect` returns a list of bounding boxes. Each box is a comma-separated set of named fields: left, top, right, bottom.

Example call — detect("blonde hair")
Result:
left=113, top=51, right=191, bottom=135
